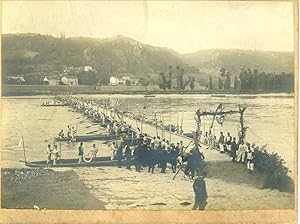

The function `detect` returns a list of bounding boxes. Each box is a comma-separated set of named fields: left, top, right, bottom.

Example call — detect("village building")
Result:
left=109, top=75, right=139, bottom=86
left=61, top=75, right=79, bottom=85
left=84, top=65, right=94, bottom=72
left=44, top=76, right=60, bottom=86
left=109, top=76, right=119, bottom=85
left=8, top=75, right=26, bottom=84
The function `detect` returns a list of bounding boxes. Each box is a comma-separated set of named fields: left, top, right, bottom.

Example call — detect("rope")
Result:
left=83, top=150, right=93, bottom=163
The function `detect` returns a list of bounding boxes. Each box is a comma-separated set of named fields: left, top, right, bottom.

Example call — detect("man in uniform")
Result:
left=218, top=132, right=225, bottom=153
left=91, top=144, right=98, bottom=162
left=192, top=172, right=208, bottom=210
left=124, top=143, right=132, bottom=170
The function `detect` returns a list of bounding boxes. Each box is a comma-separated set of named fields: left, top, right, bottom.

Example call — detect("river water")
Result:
left=1, top=94, right=295, bottom=172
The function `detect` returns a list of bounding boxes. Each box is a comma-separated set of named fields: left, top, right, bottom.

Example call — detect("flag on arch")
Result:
left=18, top=136, right=23, bottom=148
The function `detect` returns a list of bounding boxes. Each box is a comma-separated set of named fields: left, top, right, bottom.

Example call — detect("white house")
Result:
left=8, top=75, right=26, bottom=83
left=61, top=76, right=78, bottom=85
left=118, top=76, right=131, bottom=85
left=47, top=77, right=60, bottom=86
left=109, top=76, right=119, bottom=85
left=84, top=66, right=94, bottom=72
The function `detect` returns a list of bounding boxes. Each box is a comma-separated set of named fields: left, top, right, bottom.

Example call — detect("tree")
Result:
left=167, top=65, right=173, bottom=90
left=159, top=72, right=167, bottom=90
left=234, top=76, right=239, bottom=91
left=209, top=76, right=213, bottom=90
left=218, top=77, right=223, bottom=90
left=224, top=72, right=231, bottom=90
left=180, top=68, right=184, bottom=90
left=125, top=79, right=131, bottom=86
left=220, top=68, right=226, bottom=76
left=190, top=77, right=195, bottom=90
left=176, top=66, right=180, bottom=89
left=77, top=70, right=97, bottom=85
left=140, top=77, right=150, bottom=91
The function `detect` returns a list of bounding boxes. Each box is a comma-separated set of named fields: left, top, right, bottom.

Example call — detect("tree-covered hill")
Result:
left=2, top=33, right=294, bottom=87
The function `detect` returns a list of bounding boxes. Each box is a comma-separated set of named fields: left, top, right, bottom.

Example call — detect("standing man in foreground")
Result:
left=192, top=172, right=208, bottom=210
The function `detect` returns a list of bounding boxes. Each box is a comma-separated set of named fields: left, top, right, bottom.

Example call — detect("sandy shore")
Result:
left=1, top=168, right=105, bottom=209
left=1, top=143, right=294, bottom=210
left=73, top=161, right=294, bottom=210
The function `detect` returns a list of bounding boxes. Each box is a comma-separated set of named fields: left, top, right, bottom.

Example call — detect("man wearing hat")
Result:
left=192, top=171, right=208, bottom=210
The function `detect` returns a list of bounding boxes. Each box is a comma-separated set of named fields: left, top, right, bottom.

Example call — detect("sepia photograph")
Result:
left=0, top=0, right=298, bottom=223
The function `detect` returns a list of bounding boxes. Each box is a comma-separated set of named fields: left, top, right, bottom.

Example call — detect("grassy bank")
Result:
left=1, top=168, right=105, bottom=209
left=2, top=85, right=293, bottom=96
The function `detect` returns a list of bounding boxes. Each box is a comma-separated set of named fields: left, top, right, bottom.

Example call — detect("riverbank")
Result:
left=1, top=168, right=105, bottom=209
left=1, top=159, right=294, bottom=210
left=2, top=85, right=293, bottom=96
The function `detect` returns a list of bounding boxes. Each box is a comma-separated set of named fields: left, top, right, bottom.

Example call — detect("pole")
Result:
left=22, top=136, right=27, bottom=162
left=172, top=140, right=193, bottom=180
left=162, top=114, right=165, bottom=139
left=181, top=112, right=184, bottom=134
left=176, top=113, right=179, bottom=134
left=155, top=113, right=158, bottom=137
left=141, top=109, right=144, bottom=134
left=169, top=115, right=171, bottom=142
left=59, top=142, right=62, bottom=159
left=169, top=123, right=171, bottom=143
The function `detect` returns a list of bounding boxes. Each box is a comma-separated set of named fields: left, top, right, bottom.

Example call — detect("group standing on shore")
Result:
left=203, top=130, right=256, bottom=173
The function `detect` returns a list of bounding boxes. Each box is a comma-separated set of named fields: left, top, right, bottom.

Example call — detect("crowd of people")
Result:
left=46, top=144, right=61, bottom=165
left=109, top=136, right=206, bottom=177
left=46, top=142, right=99, bottom=165
left=202, top=130, right=256, bottom=173
left=57, top=125, right=77, bottom=140
left=50, top=95, right=263, bottom=210
left=55, top=95, right=256, bottom=174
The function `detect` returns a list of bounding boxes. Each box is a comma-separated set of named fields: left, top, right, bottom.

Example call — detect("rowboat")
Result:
left=211, top=94, right=226, bottom=98
left=144, top=95, right=156, bottom=98
left=54, top=134, right=119, bottom=142
left=20, top=156, right=127, bottom=168
left=41, top=104, right=66, bottom=107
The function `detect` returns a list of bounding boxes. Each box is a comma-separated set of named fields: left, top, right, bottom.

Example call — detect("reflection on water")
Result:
left=1, top=94, right=295, bottom=172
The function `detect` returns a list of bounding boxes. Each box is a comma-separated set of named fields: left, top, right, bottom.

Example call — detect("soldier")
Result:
left=225, top=132, right=232, bottom=152
left=218, top=132, right=225, bottom=153
left=160, top=146, right=168, bottom=173
left=134, top=143, right=142, bottom=172
left=124, top=143, right=132, bottom=170
left=116, top=142, right=123, bottom=168
left=190, top=146, right=204, bottom=178
left=230, top=137, right=238, bottom=162
left=91, top=143, right=98, bottom=162
left=192, top=173, right=208, bottom=210
left=147, top=143, right=156, bottom=173
left=170, top=144, right=179, bottom=173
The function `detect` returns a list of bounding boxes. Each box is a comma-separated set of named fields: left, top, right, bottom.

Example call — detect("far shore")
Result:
left=2, top=85, right=294, bottom=96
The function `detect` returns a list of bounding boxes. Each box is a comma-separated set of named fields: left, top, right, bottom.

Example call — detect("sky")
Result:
left=2, top=1, right=295, bottom=53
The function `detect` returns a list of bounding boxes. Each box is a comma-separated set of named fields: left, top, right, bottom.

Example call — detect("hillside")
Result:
left=2, top=34, right=187, bottom=84
left=2, top=34, right=294, bottom=85
left=182, top=49, right=294, bottom=76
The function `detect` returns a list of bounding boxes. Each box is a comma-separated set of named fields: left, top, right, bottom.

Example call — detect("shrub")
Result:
left=253, top=145, right=294, bottom=192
